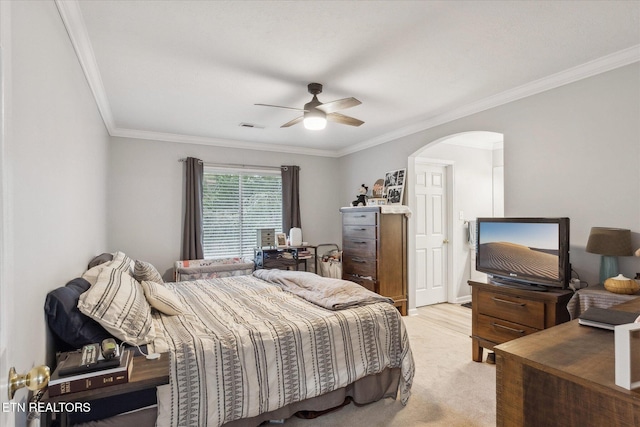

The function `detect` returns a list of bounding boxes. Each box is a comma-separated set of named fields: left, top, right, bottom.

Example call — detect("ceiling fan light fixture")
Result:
left=257, top=82, right=362, bottom=129
left=303, top=110, right=327, bottom=130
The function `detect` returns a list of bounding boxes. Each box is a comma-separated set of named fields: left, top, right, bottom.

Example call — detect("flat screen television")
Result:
left=476, top=217, right=570, bottom=290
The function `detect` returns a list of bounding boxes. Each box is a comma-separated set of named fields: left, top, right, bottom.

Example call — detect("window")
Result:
left=202, top=167, right=282, bottom=259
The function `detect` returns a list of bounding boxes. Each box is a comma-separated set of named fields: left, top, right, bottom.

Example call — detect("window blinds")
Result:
left=202, top=168, right=282, bottom=259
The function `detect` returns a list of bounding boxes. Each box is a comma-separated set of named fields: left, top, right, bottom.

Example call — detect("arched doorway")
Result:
left=407, top=131, right=504, bottom=313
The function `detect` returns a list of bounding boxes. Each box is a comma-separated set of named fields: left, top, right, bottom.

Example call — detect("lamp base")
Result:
left=599, top=255, right=619, bottom=285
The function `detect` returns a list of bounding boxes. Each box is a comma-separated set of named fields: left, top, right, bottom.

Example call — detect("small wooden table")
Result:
left=566, top=284, right=640, bottom=319
left=254, top=246, right=317, bottom=273
left=494, top=298, right=640, bottom=426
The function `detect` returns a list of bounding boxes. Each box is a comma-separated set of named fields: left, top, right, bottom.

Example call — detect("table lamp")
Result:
left=585, top=227, right=633, bottom=284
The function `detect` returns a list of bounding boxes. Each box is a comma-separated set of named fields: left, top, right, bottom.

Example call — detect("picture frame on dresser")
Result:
left=372, top=178, right=384, bottom=198
left=275, top=232, right=287, bottom=247
left=383, top=168, right=405, bottom=205
left=367, top=198, right=387, bottom=206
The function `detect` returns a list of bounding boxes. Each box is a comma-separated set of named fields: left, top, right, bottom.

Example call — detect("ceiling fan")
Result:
left=255, top=83, right=364, bottom=130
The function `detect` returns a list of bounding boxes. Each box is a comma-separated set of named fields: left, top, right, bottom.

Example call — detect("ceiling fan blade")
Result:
left=327, top=112, right=364, bottom=127
left=255, top=103, right=307, bottom=112
left=316, top=97, right=361, bottom=114
left=281, top=116, right=304, bottom=128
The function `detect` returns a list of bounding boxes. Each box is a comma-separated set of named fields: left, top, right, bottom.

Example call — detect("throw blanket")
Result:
left=253, top=269, right=394, bottom=309
left=151, top=275, right=414, bottom=427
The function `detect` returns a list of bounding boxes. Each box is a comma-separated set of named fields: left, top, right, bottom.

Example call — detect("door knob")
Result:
left=443, top=239, right=449, bottom=244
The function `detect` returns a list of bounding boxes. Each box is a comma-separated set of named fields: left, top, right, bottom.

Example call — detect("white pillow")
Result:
left=78, top=266, right=155, bottom=345
left=141, top=281, right=184, bottom=316
left=109, top=251, right=135, bottom=274
left=82, top=251, right=133, bottom=286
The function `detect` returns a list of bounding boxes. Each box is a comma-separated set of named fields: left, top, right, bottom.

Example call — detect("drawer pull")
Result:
left=351, top=258, right=366, bottom=263
left=349, top=273, right=373, bottom=280
left=354, top=241, right=368, bottom=244
left=491, top=323, right=525, bottom=334
left=491, top=297, right=526, bottom=307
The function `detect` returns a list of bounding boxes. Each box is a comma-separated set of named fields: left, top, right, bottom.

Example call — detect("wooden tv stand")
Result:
left=469, top=280, right=573, bottom=362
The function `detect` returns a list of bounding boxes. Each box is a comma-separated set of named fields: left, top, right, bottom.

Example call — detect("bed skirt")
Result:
left=224, top=367, right=401, bottom=427
left=71, top=368, right=400, bottom=427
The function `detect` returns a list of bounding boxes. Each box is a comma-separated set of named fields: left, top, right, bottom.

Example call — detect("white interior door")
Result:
left=0, top=7, right=16, bottom=421
left=415, top=162, right=448, bottom=306
left=0, top=21, right=12, bottom=424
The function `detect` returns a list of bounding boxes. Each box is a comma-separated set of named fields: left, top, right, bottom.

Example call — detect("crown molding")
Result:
left=110, top=128, right=340, bottom=157
left=56, top=0, right=338, bottom=157
left=57, top=0, right=639, bottom=159
left=55, top=0, right=115, bottom=133
left=338, top=45, right=640, bottom=157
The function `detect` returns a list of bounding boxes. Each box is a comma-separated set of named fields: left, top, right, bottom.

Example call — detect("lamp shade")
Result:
left=585, top=227, right=633, bottom=256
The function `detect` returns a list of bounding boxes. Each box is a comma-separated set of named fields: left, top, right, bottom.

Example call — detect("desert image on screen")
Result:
left=478, top=223, right=559, bottom=280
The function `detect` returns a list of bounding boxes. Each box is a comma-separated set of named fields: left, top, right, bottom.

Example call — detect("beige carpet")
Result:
left=282, top=304, right=496, bottom=427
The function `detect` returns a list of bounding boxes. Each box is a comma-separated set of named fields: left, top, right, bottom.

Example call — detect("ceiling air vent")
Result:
left=239, top=122, right=265, bottom=129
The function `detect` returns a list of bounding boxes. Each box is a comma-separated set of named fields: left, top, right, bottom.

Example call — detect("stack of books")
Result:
left=48, top=349, right=133, bottom=397
left=297, top=250, right=312, bottom=259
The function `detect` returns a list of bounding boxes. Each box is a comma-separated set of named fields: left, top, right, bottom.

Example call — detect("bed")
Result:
left=45, top=252, right=415, bottom=426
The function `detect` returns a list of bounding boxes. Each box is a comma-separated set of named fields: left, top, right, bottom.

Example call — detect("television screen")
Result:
left=476, top=217, right=570, bottom=289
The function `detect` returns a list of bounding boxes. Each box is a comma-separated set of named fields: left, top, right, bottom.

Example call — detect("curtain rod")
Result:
left=178, top=158, right=294, bottom=171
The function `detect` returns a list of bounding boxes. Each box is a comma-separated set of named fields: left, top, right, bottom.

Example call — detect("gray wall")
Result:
left=107, top=137, right=343, bottom=278
left=105, top=62, right=640, bottom=305
left=339, top=63, right=640, bottom=308
left=2, top=0, right=110, bottom=415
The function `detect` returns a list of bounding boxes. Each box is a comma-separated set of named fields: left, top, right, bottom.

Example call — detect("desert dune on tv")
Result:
left=478, top=241, right=558, bottom=280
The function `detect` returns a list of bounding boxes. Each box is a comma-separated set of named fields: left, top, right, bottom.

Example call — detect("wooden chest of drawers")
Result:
left=340, top=207, right=408, bottom=315
left=469, top=280, right=573, bottom=362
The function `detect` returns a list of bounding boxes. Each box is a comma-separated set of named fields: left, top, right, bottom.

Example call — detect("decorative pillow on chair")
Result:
left=140, top=281, right=184, bottom=315
left=133, top=260, right=164, bottom=284
left=78, top=266, right=155, bottom=345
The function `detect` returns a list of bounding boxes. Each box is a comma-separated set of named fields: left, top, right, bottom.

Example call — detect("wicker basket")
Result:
left=604, top=274, right=640, bottom=295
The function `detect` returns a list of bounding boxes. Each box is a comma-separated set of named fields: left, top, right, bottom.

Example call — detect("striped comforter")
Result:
left=151, top=275, right=414, bottom=427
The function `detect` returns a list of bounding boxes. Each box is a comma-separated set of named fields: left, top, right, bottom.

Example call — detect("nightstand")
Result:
left=42, top=352, right=169, bottom=426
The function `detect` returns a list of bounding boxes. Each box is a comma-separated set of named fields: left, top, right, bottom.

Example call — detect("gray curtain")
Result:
left=281, top=165, right=301, bottom=232
left=182, top=157, right=204, bottom=260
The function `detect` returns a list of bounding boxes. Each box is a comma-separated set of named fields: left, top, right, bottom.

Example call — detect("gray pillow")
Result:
left=88, top=252, right=113, bottom=269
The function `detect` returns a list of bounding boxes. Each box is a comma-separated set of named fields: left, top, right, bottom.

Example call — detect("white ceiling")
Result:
left=59, top=1, right=640, bottom=157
